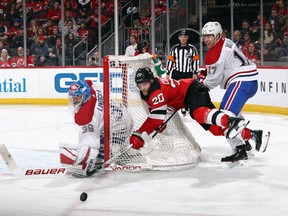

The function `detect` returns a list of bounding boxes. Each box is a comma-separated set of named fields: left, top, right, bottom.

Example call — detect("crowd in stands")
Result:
left=229, top=0, right=288, bottom=64
left=0, top=0, right=129, bottom=67
left=0, top=0, right=287, bottom=68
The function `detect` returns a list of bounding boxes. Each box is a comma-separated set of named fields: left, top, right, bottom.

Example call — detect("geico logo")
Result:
left=54, top=72, right=103, bottom=92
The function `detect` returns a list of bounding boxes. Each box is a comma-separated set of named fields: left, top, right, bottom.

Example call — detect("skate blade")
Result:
left=228, top=120, right=250, bottom=139
left=259, top=131, right=270, bottom=153
left=221, top=160, right=249, bottom=169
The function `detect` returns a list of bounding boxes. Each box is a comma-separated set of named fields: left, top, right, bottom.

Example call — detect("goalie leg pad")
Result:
left=69, top=145, right=99, bottom=177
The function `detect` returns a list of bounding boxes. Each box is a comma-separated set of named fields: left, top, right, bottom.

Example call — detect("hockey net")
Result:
left=103, top=53, right=201, bottom=171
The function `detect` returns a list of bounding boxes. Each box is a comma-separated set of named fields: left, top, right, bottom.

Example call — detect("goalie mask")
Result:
left=135, top=67, right=154, bottom=84
left=68, top=80, right=91, bottom=112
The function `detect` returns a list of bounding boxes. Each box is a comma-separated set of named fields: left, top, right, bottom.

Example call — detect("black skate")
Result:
left=251, top=130, right=270, bottom=152
left=226, top=117, right=250, bottom=139
left=245, top=140, right=255, bottom=158
left=221, top=145, right=248, bottom=168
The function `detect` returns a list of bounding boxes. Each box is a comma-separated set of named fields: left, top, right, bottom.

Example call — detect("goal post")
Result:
left=103, top=53, right=201, bottom=171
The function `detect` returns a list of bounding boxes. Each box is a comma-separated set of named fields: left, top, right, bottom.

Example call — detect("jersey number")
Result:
left=82, top=124, right=94, bottom=133
left=152, top=93, right=164, bottom=105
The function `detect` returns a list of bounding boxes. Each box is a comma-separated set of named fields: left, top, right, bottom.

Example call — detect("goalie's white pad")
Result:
left=68, top=145, right=99, bottom=177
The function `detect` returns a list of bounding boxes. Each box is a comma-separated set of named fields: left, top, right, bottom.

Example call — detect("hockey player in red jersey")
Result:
left=201, top=21, right=270, bottom=163
left=129, top=67, right=249, bottom=151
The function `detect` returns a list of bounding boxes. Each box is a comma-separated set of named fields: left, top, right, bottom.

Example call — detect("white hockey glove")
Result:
left=69, top=145, right=99, bottom=177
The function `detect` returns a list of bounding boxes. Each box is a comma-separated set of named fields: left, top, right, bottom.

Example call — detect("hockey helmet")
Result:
left=68, top=80, right=91, bottom=112
left=202, top=21, right=223, bottom=38
left=135, top=67, right=154, bottom=84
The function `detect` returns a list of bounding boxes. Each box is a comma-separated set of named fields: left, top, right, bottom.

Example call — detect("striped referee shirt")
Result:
left=166, top=43, right=199, bottom=75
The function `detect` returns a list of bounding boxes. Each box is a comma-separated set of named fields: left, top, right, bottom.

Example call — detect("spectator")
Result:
left=263, top=46, right=278, bottom=62
left=124, top=34, right=138, bottom=56
left=11, top=26, right=24, bottom=49
left=126, top=1, right=140, bottom=27
left=11, top=46, right=25, bottom=67
left=240, top=32, right=252, bottom=54
left=43, top=19, right=54, bottom=36
left=263, top=22, right=276, bottom=49
left=240, top=20, right=253, bottom=40
left=272, top=0, right=288, bottom=20
left=268, top=9, right=282, bottom=34
left=49, top=37, right=63, bottom=66
left=251, top=11, right=267, bottom=41
left=62, top=19, right=78, bottom=38
left=5, top=4, right=21, bottom=26
left=0, top=21, right=8, bottom=43
left=89, top=51, right=101, bottom=66
left=65, top=33, right=77, bottom=65
left=29, top=36, right=50, bottom=66
left=244, top=42, right=260, bottom=65
left=0, top=40, right=11, bottom=56
left=58, top=10, right=77, bottom=29
left=0, top=48, right=12, bottom=67
left=47, top=1, right=61, bottom=25
left=232, top=30, right=243, bottom=48
left=47, top=26, right=61, bottom=48
left=27, top=19, right=39, bottom=39
left=64, top=0, right=77, bottom=18
left=134, top=40, right=151, bottom=56
left=77, top=19, right=88, bottom=40
left=6, top=19, right=22, bottom=45
left=77, top=0, right=91, bottom=20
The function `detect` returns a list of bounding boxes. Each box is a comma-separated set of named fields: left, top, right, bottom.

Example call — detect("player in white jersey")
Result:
left=59, top=80, right=132, bottom=177
left=201, top=21, right=270, bottom=163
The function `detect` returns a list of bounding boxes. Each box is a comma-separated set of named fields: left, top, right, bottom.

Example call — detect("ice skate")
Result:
left=226, top=117, right=250, bottom=139
left=251, top=130, right=270, bottom=152
left=221, top=145, right=249, bottom=168
left=245, top=140, right=254, bottom=157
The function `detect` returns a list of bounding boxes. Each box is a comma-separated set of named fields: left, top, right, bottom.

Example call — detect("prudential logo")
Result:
left=0, top=78, right=27, bottom=92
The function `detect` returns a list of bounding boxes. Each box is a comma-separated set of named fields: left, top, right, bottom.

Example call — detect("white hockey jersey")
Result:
left=203, top=38, right=258, bottom=89
left=74, top=81, right=104, bottom=150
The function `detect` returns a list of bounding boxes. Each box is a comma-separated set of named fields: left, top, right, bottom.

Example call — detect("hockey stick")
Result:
left=141, top=110, right=178, bottom=143
left=86, top=144, right=132, bottom=177
left=0, top=144, right=67, bottom=176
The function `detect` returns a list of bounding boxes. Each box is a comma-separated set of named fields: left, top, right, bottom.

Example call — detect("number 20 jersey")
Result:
left=138, top=77, right=194, bottom=134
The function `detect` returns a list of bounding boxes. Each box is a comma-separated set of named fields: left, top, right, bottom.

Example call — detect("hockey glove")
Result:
left=197, top=69, right=207, bottom=82
left=129, top=131, right=145, bottom=149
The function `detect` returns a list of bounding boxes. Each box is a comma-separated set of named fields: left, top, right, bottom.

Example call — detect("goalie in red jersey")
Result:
left=129, top=67, right=249, bottom=151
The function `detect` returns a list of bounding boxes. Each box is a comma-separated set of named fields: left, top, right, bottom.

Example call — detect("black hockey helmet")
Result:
left=135, top=67, right=154, bottom=84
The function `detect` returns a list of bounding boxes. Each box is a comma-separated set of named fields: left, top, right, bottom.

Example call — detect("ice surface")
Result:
left=0, top=105, right=287, bottom=216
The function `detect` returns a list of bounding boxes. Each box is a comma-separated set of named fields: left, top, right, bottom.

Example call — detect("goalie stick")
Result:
left=86, top=110, right=178, bottom=177
left=0, top=143, right=67, bottom=176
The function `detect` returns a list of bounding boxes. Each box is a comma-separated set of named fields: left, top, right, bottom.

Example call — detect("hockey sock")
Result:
left=241, top=128, right=251, bottom=140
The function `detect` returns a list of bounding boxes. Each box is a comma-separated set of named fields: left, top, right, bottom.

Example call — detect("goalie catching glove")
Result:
left=129, top=131, right=145, bottom=149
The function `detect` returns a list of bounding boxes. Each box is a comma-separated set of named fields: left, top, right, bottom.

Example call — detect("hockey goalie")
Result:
left=59, top=79, right=133, bottom=177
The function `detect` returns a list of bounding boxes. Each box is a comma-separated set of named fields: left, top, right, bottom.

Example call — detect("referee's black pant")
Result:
left=171, top=69, right=193, bottom=80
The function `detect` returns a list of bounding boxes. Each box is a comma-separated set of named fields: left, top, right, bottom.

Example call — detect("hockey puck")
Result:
left=80, top=192, right=88, bottom=202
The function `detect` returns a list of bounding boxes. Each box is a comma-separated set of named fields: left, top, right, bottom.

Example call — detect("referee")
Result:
left=166, top=29, right=199, bottom=116
left=166, top=29, right=199, bottom=80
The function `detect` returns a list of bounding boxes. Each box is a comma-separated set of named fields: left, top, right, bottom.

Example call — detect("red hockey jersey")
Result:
left=138, top=77, right=194, bottom=134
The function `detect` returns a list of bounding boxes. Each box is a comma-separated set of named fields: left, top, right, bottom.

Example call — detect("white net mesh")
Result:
left=104, top=53, right=201, bottom=171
